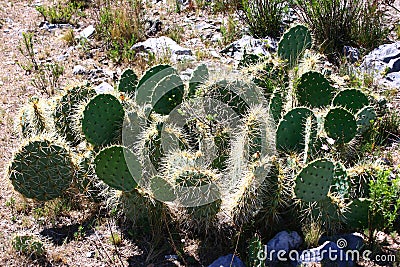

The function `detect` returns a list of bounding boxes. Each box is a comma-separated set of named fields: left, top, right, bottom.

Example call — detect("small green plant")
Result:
left=167, top=25, right=184, bottom=44
left=369, top=170, right=400, bottom=231
left=61, top=29, right=77, bottom=46
left=36, top=2, right=84, bottom=25
left=74, top=225, right=85, bottom=240
left=303, top=220, right=324, bottom=248
left=12, top=235, right=45, bottom=258
left=239, top=0, right=290, bottom=38
left=220, top=14, right=241, bottom=46
left=18, top=32, right=39, bottom=72
left=109, top=233, right=122, bottom=246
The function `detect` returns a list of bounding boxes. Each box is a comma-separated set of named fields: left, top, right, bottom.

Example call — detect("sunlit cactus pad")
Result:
left=8, top=139, right=74, bottom=201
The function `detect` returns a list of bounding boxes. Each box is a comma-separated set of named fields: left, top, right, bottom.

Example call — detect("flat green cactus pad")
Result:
left=136, top=64, right=176, bottom=106
left=276, top=107, right=317, bottom=153
left=118, top=68, right=138, bottom=93
left=356, top=106, right=376, bottom=134
left=269, top=91, right=284, bottom=123
left=278, top=24, right=312, bottom=68
left=150, top=176, right=176, bottom=202
left=324, top=107, right=357, bottom=143
left=8, top=139, right=74, bottom=201
left=332, top=89, right=369, bottom=113
left=345, top=198, right=371, bottom=229
left=295, top=159, right=334, bottom=202
left=188, top=64, right=209, bottom=98
left=151, top=74, right=184, bottom=115
left=54, top=85, right=96, bottom=144
left=296, top=71, right=335, bottom=108
left=82, top=94, right=125, bottom=146
left=332, top=162, right=350, bottom=199
left=94, top=146, right=139, bottom=192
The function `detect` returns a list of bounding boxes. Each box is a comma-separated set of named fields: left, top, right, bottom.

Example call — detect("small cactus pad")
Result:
left=118, top=69, right=138, bottom=93
left=295, top=159, right=334, bottom=202
left=8, top=139, right=74, bottom=201
left=296, top=71, right=335, bottom=108
left=19, top=97, right=47, bottom=138
left=150, top=176, right=176, bottom=202
left=356, top=106, right=376, bottom=134
left=345, top=198, right=371, bottom=229
left=324, top=107, right=357, bottom=143
left=332, top=89, right=369, bottom=113
left=54, top=85, right=96, bottom=143
left=238, top=53, right=261, bottom=68
left=331, top=162, right=350, bottom=198
left=276, top=107, right=317, bottom=153
left=136, top=64, right=176, bottom=106
left=269, top=91, right=284, bottom=123
left=278, top=24, right=312, bottom=68
left=151, top=74, right=184, bottom=115
left=94, top=146, right=139, bottom=192
left=188, top=64, right=209, bottom=98
left=82, top=94, right=125, bottom=146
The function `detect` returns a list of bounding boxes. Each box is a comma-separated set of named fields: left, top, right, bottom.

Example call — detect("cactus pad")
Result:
left=82, top=94, right=125, bottom=146
left=151, top=74, right=184, bottom=115
left=136, top=64, right=176, bottom=106
left=296, top=71, right=335, bottom=108
left=188, top=64, right=209, bottom=98
left=19, top=97, right=48, bottom=138
left=356, top=106, right=376, bottom=134
left=269, top=91, right=284, bottom=123
left=118, top=68, right=138, bottom=94
left=278, top=24, right=312, bottom=68
left=324, top=107, right=357, bottom=143
left=345, top=198, right=371, bottom=229
left=276, top=107, right=317, bottom=153
left=8, top=139, right=74, bottom=201
left=94, top=146, right=139, bottom=192
left=295, top=159, right=334, bottom=202
left=331, top=162, right=350, bottom=199
left=54, top=85, right=96, bottom=143
left=332, top=89, right=369, bottom=113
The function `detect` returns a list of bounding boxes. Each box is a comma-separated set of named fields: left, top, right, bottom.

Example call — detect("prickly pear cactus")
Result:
left=151, top=74, right=184, bottom=115
left=295, top=159, right=334, bottom=202
left=331, top=162, right=350, bottom=199
left=269, top=90, right=284, bottom=123
left=332, top=89, right=369, bottom=114
left=94, top=146, right=139, bottom=192
left=8, top=137, right=74, bottom=201
left=356, top=106, right=376, bottom=134
left=118, top=69, right=138, bottom=94
left=18, top=97, right=48, bottom=138
left=54, top=85, right=96, bottom=144
left=324, top=107, right=357, bottom=143
left=345, top=198, right=371, bottom=229
left=296, top=71, right=335, bottom=108
left=82, top=94, right=125, bottom=146
left=188, top=64, right=209, bottom=98
left=136, top=64, right=176, bottom=106
left=276, top=107, right=317, bottom=153
left=278, top=24, right=312, bottom=68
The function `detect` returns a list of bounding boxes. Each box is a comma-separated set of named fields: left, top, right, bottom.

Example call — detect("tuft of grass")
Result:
left=12, top=235, right=45, bottom=259
left=109, top=233, right=123, bottom=246
left=303, top=220, right=324, bottom=248
left=220, top=14, right=241, bottom=46
left=36, top=1, right=85, bottom=25
left=61, top=29, right=77, bottom=46
left=95, top=0, right=145, bottom=63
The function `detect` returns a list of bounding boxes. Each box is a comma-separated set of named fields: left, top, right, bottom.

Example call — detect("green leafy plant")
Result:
left=220, top=14, right=241, bottom=46
left=36, top=2, right=85, bottom=25
left=12, top=235, right=45, bottom=258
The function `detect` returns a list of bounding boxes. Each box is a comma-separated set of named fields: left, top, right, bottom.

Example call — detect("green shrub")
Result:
left=36, top=2, right=85, bottom=24
left=12, top=235, right=45, bottom=258
left=295, top=0, right=390, bottom=63
left=239, top=0, right=291, bottom=38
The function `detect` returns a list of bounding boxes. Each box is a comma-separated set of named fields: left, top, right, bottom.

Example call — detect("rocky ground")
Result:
left=0, top=0, right=400, bottom=266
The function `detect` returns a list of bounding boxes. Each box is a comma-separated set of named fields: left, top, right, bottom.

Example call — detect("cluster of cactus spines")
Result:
left=356, top=106, right=376, bottom=134
left=276, top=107, right=317, bottom=153
left=7, top=136, right=74, bottom=201
left=188, top=63, right=209, bottom=98
left=331, top=162, right=350, bottom=200
left=18, top=97, right=49, bottom=138
left=269, top=90, right=284, bottom=123
left=81, top=94, right=125, bottom=146
left=94, top=146, right=138, bottom=192
left=54, top=85, right=96, bottom=144
left=294, top=159, right=334, bottom=202
left=278, top=24, right=312, bottom=68
left=296, top=71, right=335, bottom=108
left=118, top=68, right=138, bottom=94
left=332, top=88, right=369, bottom=114
left=324, top=107, right=357, bottom=144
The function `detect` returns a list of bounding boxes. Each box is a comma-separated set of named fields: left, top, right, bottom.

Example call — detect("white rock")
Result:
left=73, top=65, right=86, bottom=75
left=80, top=25, right=95, bottom=39
left=94, top=82, right=114, bottom=94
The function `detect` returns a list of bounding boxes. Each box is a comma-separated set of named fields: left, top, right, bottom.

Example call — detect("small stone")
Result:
left=208, top=254, right=245, bottom=267
left=86, top=251, right=95, bottom=258
left=80, top=25, right=95, bottom=39
left=94, top=82, right=114, bottom=94
left=73, top=65, right=86, bottom=75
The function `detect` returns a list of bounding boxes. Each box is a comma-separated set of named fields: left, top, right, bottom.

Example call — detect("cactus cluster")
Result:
left=6, top=24, right=388, bottom=241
